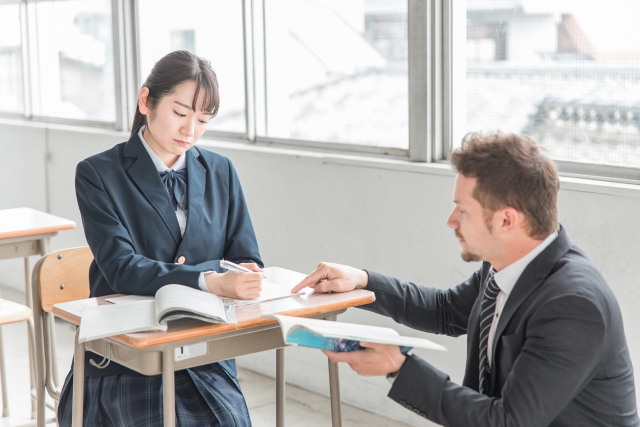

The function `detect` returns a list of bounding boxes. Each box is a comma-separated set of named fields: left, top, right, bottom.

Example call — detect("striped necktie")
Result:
left=159, top=169, right=188, bottom=211
left=478, top=272, right=500, bottom=395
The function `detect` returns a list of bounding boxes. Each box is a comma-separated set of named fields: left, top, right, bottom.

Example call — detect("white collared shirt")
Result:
left=138, top=126, right=211, bottom=293
left=487, top=231, right=558, bottom=367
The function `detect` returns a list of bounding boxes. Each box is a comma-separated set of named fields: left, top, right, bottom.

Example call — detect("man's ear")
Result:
left=500, top=207, right=520, bottom=232
left=138, top=87, right=150, bottom=115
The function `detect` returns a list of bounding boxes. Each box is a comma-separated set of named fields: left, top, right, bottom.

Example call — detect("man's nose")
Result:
left=447, top=210, right=459, bottom=229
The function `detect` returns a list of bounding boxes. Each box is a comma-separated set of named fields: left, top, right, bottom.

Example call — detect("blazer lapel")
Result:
left=177, top=148, right=206, bottom=250
left=123, top=133, right=182, bottom=246
left=488, top=226, right=572, bottom=393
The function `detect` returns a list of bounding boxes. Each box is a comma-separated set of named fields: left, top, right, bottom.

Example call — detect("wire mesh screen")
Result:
left=465, top=0, right=640, bottom=168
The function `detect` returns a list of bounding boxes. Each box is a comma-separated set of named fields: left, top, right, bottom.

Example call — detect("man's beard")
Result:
left=455, top=229, right=482, bottom=262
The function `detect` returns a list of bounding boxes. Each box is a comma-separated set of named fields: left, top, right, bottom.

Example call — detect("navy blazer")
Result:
left=362, top=226, right=639, bottom=427
left=75, top=130, right=262, bottom=376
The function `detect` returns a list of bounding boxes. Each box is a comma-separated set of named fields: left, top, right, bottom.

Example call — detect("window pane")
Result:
left=138, top=0, right=246, bottom=134
left=28, top=0, right=116, bottom=122
left=0, top=4, right=23, bottom=113
left=463, top=0, right=640, bottom=168
left=260, top=0, right=408, bottom=149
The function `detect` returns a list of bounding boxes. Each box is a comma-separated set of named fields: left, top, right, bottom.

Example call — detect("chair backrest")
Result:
left=31, top=245, right=93, bottom=416
left=34, top=246, right=93, bottom=313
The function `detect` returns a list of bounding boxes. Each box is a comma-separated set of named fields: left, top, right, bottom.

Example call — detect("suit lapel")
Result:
left=177, top=148, right=206, bottom=251
left=123, top=133, right=182, bottom=246
left=488, top=226, right=571, bottom=393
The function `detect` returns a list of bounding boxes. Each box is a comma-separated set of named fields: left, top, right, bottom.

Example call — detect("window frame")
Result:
left=0, top=0, right=125, bottom=129
left=1, top=0, right=638, bottom=181
left=239, top=0, right=420, bottom=159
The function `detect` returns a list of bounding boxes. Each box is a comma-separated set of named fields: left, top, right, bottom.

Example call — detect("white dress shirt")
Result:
left=138, top=127, right=211, bottom=293
left=487, top=230, right=558, bottom=367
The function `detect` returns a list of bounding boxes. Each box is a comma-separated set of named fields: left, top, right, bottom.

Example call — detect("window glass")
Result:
left=0, top=3, right=23, bottom=113
left=28, top=0, right=116, bottom=122
left=260, top=0, right=409, bottom=149
left=463, top=0, right=640, bottom=168
left=138, top=0, right=246, bottom=134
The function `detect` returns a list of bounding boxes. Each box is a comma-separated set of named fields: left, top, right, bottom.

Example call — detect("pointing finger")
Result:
left=291, top=264, right=330, bottom=293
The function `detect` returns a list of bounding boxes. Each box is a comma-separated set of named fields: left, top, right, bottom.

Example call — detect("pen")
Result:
left=220, top=260, right=267, bottom=279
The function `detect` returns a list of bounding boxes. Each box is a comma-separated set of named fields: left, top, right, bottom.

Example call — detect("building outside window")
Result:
left=463, top=0, right=640, bottom=169
left=27, top=0, right=116, bottom=122
left=258, top=0, right=409, bottom=149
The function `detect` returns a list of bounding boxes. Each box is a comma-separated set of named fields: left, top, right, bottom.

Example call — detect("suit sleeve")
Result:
left=222, top=159, right=263, bottom=267
left=360, top=269, right=484, bottom=336
left=76, top=159, right=204, bottom=295
left=387, top=295, right=607, bottom=427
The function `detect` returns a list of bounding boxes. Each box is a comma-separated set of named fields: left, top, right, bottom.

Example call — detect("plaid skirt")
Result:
left=57, top=363, right=252, bottom=427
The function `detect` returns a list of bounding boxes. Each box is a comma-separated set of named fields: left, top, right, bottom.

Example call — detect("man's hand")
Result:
left=206, top=263, right=264, bottom=299
left=291, top=262, right=369, bottom=294
left=322, top=342, right=406, bottom=377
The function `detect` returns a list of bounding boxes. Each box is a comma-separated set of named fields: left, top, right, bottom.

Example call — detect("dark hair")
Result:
left=449, top=132, right=559, bottom=239
left=131, top=50, right=220, bottom=135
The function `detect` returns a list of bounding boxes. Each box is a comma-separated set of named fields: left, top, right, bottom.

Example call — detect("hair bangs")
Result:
left=192, top=70, right=219, bottom=117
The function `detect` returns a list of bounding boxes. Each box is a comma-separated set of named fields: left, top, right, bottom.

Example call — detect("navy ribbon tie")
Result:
left=159, top=169, right=188, bottom=211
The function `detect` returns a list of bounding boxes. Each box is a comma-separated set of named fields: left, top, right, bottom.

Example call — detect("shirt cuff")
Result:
left=198, top=271, right=216, bottom=293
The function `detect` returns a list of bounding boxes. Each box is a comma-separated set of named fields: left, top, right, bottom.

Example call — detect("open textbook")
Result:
left=233, top=266, right=311, bottom=306
left=78, top=285, right=235, bottom=343
left=267, top=314, right=447, bottom=353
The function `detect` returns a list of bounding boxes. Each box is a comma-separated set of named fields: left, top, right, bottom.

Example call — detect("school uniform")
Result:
left=57, top=128, right=262, bottom=426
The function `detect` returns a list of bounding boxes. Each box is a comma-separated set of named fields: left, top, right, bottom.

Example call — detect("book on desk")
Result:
left=78, top=266, right=311, bottom=343
left=78, top=284, right=236, bottom=343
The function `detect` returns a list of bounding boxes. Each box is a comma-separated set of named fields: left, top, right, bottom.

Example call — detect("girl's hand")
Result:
left=239, top=262, right=263, bottom=273
left=205, top=269, right=263, bottom=299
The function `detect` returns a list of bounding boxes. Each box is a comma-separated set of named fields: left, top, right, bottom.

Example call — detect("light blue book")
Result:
left=266, top=314, right=446, bottom=353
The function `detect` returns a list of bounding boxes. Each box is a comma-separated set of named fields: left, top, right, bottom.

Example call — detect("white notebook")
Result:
left=232, top=266, right=313, bottom=306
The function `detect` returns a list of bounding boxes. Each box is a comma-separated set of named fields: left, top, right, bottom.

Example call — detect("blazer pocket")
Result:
left=497, top=333, right=523, bottom=373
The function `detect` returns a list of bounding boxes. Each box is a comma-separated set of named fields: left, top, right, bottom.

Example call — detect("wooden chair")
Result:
left=31, top=246, right=92, bottom=427
left=0, top=296, right=32, bottom=423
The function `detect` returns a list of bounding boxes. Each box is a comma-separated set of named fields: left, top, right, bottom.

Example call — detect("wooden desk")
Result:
left=54, top=289, right=375, bottom=427
left=0, top=207, right=76, bottom=419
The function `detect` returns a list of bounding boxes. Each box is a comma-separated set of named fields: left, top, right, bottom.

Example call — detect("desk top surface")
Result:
left=0, top=207, right=76, bottom=239
left=53, top=289, right=376, bottom=349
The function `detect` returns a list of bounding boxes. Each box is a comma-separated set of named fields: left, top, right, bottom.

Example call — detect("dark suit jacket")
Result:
left=362, top=227, right=639, bottom=427
left=75, top=130, right=262, bottom=377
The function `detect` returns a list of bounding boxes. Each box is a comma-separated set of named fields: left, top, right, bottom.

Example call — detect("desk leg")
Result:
left=39, top=238, right=50, bottom=256
left=162, top=349, right=175, bottom=427
left=276, top=348, right=285, bottom=427
left=0, top=327, right=9, bottom=417
left=326, top=315, right=342, bottom=427
left=72, top=329, right=85, bottom=427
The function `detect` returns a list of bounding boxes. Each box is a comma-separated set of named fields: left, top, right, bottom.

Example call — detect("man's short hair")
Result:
left=449, top=132, right=559, bottom=239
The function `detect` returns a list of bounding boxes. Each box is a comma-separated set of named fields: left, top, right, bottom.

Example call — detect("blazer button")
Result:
left=177, top=256, right=186, bottom=264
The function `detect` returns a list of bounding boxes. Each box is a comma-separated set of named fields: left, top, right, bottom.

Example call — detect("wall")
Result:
left=1, top=120, right=639, bottom=426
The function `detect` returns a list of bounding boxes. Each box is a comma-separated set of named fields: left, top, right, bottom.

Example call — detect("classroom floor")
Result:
left=0, top=286, right=409, bottom=427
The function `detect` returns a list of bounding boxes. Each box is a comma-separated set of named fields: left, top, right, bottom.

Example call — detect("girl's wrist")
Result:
left=205, top=272, right=223, bottom=295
